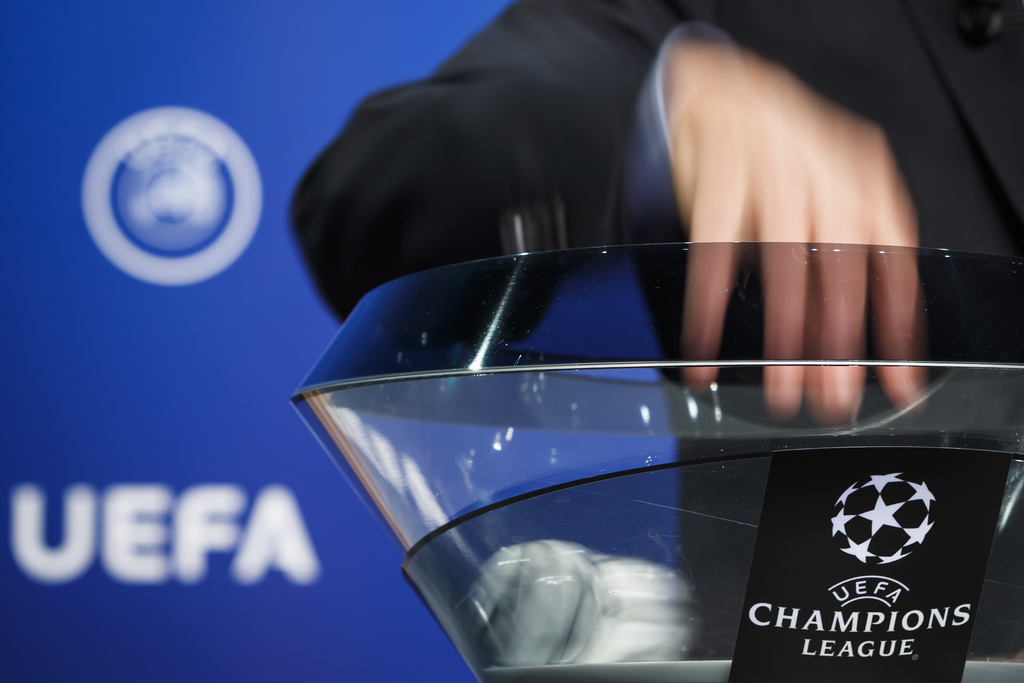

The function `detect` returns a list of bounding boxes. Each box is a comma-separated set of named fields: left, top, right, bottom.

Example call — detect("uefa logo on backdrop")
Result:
left=81, top=106, right=262, bottom=285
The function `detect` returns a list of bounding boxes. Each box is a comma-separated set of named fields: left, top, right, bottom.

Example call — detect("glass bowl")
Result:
left=294, top=243, right=1024, bottom=683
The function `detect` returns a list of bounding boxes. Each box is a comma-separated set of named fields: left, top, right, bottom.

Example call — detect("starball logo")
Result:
left=831, top=473, right=935, bottom=565
left=728, top=449, right=1009, bottom=683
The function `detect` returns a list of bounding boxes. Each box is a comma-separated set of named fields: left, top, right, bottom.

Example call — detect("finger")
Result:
left=765, top=364, right=805, bottom=419
left=681, top=242, right=739, bottom=388
left=682, top=104, right=750, bottom=243
left=802, top=272, right=826, bottom=421
left=858, top=139, right=927, bottom=410
left=757, top=151, right=812, bottom=419
left=672, top=91, right=750, bottom=235
left=814, top=247, right=868, bottom=422
left=870, top=249, right=928, bottom=410
left=806, top=364, right=867, bottom=424
left=680, top=136, right=748, bottom=389
left=803, top=260, right=866, bottom=427
left=800, top=114, right=873, bottom=421
left=761, top=244, right=809, bottom=419
left=806, top=231, right=869, bottom=423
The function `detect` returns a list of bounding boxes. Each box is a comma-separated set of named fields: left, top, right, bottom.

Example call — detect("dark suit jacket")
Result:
left=292, top=0, right=1024, bottom=319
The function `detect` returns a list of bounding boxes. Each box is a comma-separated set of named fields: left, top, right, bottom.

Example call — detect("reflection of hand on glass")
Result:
left=666, top=44, right=926, bottom=422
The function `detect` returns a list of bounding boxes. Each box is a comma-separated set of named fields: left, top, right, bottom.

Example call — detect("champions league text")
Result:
left=747, top=602, right=972, bottom=658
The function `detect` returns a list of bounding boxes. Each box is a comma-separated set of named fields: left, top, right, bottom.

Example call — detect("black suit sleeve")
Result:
left=291, top=0, right=694, bottom=318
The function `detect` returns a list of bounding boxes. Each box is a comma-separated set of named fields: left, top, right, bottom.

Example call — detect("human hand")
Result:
left=665, top=44, right=926, bottom=422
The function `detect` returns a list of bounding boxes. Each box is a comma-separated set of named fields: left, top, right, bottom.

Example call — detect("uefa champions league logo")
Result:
left=831, top=473, right=935, bottom=565
left=732, top=451, right=1004, bottom=679
left=82, top=107, right=262, bottom=285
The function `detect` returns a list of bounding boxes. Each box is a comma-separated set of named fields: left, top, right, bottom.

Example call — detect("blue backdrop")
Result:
left=0, top=1, right=511, bottom=680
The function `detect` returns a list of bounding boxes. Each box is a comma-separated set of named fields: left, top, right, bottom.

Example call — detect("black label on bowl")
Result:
left=729, top=447, right=1010, bottom=683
